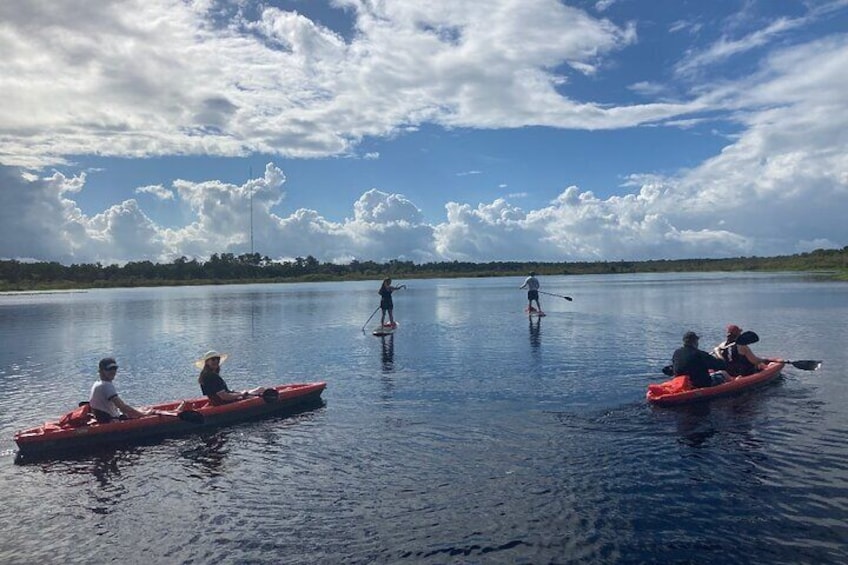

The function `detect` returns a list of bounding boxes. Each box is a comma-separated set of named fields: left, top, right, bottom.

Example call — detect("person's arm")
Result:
left=215, top=390, right=250, bottom=403
left=671, top=350, right=684, bottom=376
left=738, top=345, right=780, bottom=367
left=702, top=350, right=727, bottom=371
left=711, top=341, right=726, bottom=359
left=738, top=344, right=767, bottom=366
left=112, top=396, right=146, bottom=419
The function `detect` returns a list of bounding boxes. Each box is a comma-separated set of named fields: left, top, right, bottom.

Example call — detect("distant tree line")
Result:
left=1, top=247, right=847, bottom=291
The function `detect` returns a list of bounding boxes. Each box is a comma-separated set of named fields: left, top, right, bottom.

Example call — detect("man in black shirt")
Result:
left=672, top=331, right=728, bottom=388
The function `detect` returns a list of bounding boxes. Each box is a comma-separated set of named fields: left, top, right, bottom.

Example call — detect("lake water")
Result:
left=1, top=273, right=846, bottom=564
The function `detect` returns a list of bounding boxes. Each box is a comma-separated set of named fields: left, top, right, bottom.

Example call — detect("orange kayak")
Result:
left=14, top=382, right=326, bottom=460
left=647, top=363, right=784, bottom=406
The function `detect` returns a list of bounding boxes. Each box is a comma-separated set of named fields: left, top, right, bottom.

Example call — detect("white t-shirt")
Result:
left=522, top=276, right=540, bottom=291
left=90, top=380, right=120, bottom=417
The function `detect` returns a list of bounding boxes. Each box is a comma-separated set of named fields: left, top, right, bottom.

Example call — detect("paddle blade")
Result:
left=736, top=331, right=759, bottom=346
left=662, top=364, right=674, bottom=376
left=178, top=410, right=205, bottom=424
left=789, top=360, right=822, bottom=371
left=565, top=296, right=573, bottom=301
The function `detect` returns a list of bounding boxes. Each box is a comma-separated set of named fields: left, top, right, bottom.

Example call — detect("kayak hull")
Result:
left=14, top=382, right=326, bottom=460
left=646, top=362, right=784, bottom=406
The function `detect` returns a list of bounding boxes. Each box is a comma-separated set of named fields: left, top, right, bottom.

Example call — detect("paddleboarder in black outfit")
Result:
left=378, top=278, right=406, bottom=328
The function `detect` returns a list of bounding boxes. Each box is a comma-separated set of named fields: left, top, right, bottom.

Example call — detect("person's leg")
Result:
left=92, top=409, right=114, bottom=423
left=388, top=307, right=395, bottom=326
left=380, top=307, right=386, bottom=326
left=711, top=371, right=729, bottom=386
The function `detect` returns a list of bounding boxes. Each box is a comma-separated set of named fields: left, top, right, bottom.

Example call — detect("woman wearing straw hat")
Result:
left=196, top=350, right=265, bottom=406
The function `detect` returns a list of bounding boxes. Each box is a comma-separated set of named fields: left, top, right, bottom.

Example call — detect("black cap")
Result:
left=99, top=357, right=118, bottom=371
left=683, top=331, right=699, bottom=343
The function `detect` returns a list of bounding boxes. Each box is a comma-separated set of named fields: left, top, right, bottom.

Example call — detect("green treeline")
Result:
left=1, top=247, right=847, bottom=291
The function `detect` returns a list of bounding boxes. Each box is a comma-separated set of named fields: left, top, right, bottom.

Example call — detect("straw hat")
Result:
left=194, top=350, right=228, bottom=369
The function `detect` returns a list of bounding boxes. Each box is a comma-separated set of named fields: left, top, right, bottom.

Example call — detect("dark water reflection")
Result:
left=1, top=273, right=847, bottom=564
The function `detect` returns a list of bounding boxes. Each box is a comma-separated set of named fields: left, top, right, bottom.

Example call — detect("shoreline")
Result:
left=1, top=267, right=844, bottom=293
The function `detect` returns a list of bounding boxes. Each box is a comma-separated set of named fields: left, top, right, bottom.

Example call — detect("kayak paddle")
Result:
left=781, top=360, right=822, bottom=371
left=735, top=331, right=759, bottom=346
left=662, top=358, right=822, bottom=376
left=539, top=290, right=573, bottom=301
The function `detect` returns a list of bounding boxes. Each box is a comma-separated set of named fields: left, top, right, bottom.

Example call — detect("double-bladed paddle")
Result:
left=662, top=358, right=821, bottom=376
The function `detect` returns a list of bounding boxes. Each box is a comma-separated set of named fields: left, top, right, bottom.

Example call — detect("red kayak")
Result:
left=646, top=362, right=784, bottom=406
left=14, top=382, right=326, bottom=460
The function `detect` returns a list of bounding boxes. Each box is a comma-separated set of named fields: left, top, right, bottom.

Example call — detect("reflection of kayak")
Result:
left=646, top=362, right=784, bottom=406
left=14, top=382, right=326, bottom=460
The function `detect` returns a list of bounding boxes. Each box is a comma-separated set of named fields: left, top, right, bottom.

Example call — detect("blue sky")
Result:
left=1, top=0, right=847, bottom=265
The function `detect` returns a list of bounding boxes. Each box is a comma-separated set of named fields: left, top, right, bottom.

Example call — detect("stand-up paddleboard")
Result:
left=372, top=321, right=399, bottom=336
left=525, top=308, right=546, bottom=317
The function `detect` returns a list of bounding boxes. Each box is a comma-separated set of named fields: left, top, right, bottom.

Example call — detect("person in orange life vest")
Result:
left=196, top=351, right=265, bottom=406
left=89, top=357, right=147, bottom=423
left=712, top=325, right=782, bottom=377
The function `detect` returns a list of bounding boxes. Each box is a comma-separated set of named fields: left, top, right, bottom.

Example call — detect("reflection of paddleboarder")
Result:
left=379, top=278, right=406, bottom=328
left=529, top=316, right=541, bottom=349
left=381, top=334, right=394, bottom=371
left=519, top=271, right=543, bottom=314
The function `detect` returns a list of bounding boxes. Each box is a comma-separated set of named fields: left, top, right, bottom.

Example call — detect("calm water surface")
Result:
left=1, top=273, right=846, bottom=564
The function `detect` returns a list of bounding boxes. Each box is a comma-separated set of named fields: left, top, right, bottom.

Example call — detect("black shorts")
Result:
left=528, top=290, right=539, bottom=301
left=93, top=409, right=128, bottom=423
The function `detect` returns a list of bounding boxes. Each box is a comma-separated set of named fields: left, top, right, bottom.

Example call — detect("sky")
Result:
left=1, top=0, right=847, bottom=265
